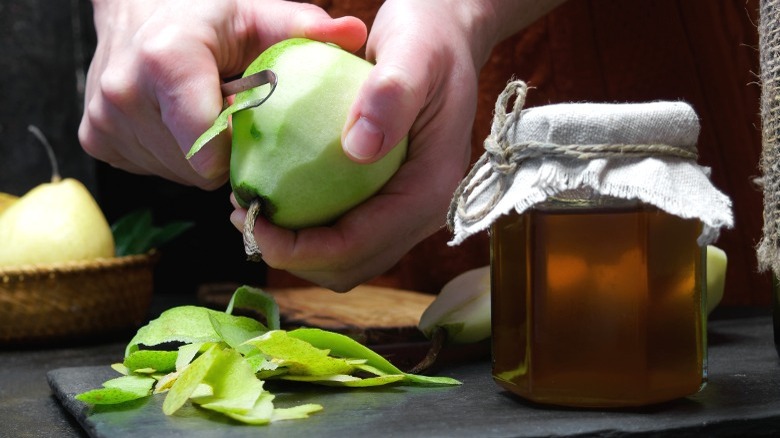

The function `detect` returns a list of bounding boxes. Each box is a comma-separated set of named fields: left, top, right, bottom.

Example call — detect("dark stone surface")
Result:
left=0, top=0, right=96, bottom=196
left=2, top=309, right=778, bottom=437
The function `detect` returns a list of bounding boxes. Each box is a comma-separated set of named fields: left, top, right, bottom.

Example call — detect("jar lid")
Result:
left=448, top=81, right=733, bottom=246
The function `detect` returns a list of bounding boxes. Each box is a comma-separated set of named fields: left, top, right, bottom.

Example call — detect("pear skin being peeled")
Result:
left=229, top=38, right=407, bottom=229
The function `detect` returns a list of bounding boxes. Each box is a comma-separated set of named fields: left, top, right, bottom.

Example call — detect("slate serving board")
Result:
left=49, top=363, right=473, bottom=438
left=48, top=317, right=780, bottom=437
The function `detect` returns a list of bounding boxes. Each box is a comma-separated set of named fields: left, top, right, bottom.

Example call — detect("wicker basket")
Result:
left=0, top=252, right=158, bottom=346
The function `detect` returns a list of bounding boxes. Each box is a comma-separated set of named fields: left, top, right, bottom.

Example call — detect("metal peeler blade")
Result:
left=219, top=69, right=277, bottom=110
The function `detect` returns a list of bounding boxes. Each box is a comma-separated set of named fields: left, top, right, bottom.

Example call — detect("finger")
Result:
left=152, top=63, right=231, bottom=188
left=86, top=51, right=226, bottom=188
left=80, top=74, right=181, bottom=181
left=229, top=207, right=399, bottom=292
left=228, top=179, right=439, bottom=292
left=239, top=1, right=367, bottom=53
left=297, top=16, right=368, bottom=52
left=341, top=34, right=430, bottom=163
left=139, top=1, right=367, bottom=187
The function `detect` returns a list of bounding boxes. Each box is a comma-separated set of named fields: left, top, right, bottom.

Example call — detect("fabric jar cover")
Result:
left=448, top=80, right=733, bottom=246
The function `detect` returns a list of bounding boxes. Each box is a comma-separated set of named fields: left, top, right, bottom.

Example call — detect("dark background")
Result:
left=0, top=0, right=265, bottom=296
left=0, top=0, right=771, bottom=307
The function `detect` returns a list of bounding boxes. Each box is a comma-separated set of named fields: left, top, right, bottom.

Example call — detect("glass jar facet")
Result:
left=490, top=198, right=707, bottom=407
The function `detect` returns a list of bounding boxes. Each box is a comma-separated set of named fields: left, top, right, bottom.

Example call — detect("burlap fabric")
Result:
left=448, top=81, right=733, bottom=247
left=758, top=0, right=780, bottom=274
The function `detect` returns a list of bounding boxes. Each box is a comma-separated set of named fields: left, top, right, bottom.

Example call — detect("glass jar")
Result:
left=489, top=192, right=707, bottom=407
left=774, top=278, right=780, bottom=357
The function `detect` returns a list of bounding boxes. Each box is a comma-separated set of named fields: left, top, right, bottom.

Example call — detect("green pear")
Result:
left=706, top=245, right=727, bottom=314
left=229, top=38, right=408, bottom=229
left=0, top=178, right=115, bottom=267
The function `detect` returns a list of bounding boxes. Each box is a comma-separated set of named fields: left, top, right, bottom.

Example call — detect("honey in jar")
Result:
left=490, top=197, right=707, bottom=407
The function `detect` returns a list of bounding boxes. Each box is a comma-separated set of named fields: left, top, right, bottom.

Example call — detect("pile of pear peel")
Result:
left=76, top=286, right=460, bottom=425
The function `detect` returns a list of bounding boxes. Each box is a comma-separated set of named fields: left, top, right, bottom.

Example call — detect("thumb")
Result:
left=341, top=51, right=428, bottom=163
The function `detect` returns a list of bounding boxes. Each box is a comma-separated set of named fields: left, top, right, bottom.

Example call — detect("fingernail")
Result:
left=344, top=117, right=383, bottom=160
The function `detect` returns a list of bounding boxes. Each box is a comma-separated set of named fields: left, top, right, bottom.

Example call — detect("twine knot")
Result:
left=446, top=80, right=529, bottom=229
left=484, top=81, right=528, bottom=175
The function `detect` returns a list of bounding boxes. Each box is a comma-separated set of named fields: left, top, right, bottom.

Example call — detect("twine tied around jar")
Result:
left=447, top=80, right=700, bottom=229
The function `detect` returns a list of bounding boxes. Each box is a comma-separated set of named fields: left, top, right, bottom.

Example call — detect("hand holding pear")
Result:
left=188, top=38, right=408, bottom=261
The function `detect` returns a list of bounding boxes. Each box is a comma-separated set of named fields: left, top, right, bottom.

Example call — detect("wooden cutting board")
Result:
left=197, top=283, right=436, bottom=346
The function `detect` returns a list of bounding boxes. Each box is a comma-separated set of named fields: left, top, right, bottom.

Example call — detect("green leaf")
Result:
left=226, top=285, right=280, bottom=330
left=148, top=222, right=195, bottom=251
left=112, top=210, right=153, bottom=257
left=244, top=330, right=354, bottom=376
left=111, top=209, right=194, bottom=256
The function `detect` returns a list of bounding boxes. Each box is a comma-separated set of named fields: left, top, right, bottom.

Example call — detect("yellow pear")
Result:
left=0, top=192, right=18, bottom=214
left=0, top=126, right=114, bottom=267
left=0, top=178, right=115, bottom=267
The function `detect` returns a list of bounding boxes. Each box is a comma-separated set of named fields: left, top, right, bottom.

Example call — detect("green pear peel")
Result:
left=76, top=286, right=460, bottom=426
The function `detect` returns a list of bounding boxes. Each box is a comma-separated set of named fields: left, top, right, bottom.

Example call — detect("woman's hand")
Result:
left=79, top=0, right=366, bottom=190
left=234, top=0, right=567, bottom=291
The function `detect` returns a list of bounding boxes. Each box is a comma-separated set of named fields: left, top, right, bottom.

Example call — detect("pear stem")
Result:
left=28, top=125, right=61, bottom=183
left=408, top=326, right=447, bottom=374
left=243, top=198, right=263, bottom=262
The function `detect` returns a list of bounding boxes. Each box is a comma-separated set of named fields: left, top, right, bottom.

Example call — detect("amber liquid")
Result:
left=490, top=204, right=706, bottom=407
